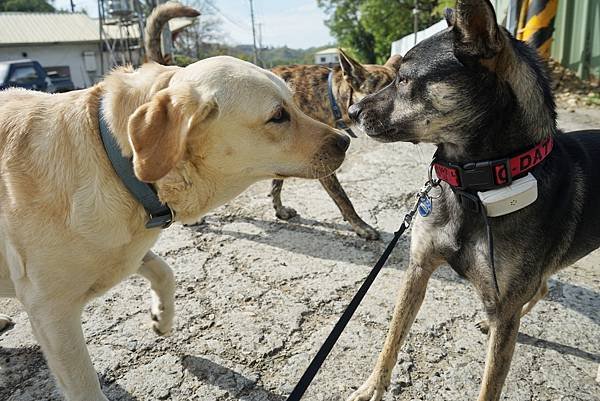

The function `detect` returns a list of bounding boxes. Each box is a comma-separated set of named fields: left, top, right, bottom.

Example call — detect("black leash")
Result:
left=481, top=206, right=500, bottom=295
left=286, top=181, right=439, bottom=401
left=451, top=190, right=501, bottom=295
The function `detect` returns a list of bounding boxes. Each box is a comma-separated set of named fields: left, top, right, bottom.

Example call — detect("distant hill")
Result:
left=174, top=43, right=335, bottom=68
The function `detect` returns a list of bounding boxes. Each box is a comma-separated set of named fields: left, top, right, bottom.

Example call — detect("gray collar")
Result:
left=98, top=104, right=174, bottom=229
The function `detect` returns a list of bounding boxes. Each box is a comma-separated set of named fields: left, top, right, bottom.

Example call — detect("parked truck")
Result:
left=0, top=59, right=74, bottom=93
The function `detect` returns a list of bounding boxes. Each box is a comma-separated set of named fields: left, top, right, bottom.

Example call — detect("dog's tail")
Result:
left=145, top=2, right=200, bottom=65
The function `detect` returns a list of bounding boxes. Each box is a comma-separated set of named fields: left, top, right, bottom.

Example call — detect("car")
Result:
left=44, top=67, right=75, bottom=93
left=0, top=60, right=75, bottom=93
left=0, top=59, right=48, bottom=92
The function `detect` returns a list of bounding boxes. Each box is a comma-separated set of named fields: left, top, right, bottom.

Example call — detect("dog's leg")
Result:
left=139, top=251, right=175, bottom=336
left=0, top=278, right=15, bottom=332
left=0, top=313, right=13, bottom=332
left=476, top=280, right=548, bottom=334
left=319, top=174, right=379, bottom=240
left=520, top=280, right=548, bottom=318
left=478, top=310, right=521, bottom=401
left=271, top=179, right=298, bottom=220
left=25, top=299, right=108, bottom=401
left=347, top=261, right=438, bottom=401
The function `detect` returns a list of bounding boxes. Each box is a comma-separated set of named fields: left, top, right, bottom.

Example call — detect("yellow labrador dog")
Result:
left=0, top=54, right=348, bottom=399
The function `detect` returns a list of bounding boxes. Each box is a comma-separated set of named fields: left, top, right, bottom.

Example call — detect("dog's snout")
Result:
left=348, top=103, right=362, bottom=122
left=336, top=134, right=351, bottom=152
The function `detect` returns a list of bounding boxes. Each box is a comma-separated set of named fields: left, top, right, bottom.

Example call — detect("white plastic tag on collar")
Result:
left=477, top=173, right=538, bottom=217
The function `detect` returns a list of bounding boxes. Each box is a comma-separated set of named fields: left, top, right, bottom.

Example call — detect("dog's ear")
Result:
left=453, top=0, right=503, bottom=59
left=444, top=8, right=455, bottom=27
left=384, top=54, right=403, bottom=71
left=128, top=86, right=216, bottom=182
left=338, top=48, right=367, bottom=89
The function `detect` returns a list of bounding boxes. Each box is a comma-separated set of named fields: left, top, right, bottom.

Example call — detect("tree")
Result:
left=318, top=0, right=447, bottom=64
left=317, top=0, right=376, bottom=63
left=174, top=11, right=225, bottom=61
left=0, top=0, right=55, bottom=12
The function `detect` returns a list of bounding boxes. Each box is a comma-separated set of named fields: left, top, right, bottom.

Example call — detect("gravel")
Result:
left=1, top=108, right=599, bottom=401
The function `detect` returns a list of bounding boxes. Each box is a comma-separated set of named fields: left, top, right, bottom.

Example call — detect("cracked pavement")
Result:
left=1, top=108, right=599, bottom=401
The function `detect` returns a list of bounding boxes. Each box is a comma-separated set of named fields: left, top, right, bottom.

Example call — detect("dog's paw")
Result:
left=475, top=319, right=490, bottom=334
left=352, top=222, right=380, bottom=240
left=275, top=206, right=298, bottom=220
left=346, top=378, right=387, bottom=401
left=150, top=296, right=174, bottom=336
left=0, top=314, right=14, bottom=332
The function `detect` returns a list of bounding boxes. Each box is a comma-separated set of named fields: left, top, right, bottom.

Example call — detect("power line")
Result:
left=203, top=0, right=252, bottom=33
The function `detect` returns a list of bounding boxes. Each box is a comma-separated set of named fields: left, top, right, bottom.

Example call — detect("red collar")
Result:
left=433, top=137, right=554, bottom=191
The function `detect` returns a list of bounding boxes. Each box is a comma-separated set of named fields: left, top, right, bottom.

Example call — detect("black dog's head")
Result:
left=349, top=0, right=556, bottom=156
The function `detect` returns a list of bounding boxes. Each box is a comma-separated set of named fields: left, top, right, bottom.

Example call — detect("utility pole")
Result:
left=70, top=0, right=75, bottom=12
left=249, top=0, right=259, bottom=65
left=258, top=22, right=263, bottom=66
left=413, top=0, right=419, bottom=45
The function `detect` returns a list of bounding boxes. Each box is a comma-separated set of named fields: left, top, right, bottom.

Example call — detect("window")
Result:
left=9, top=66, right=38, bottom=84
left=0, top=64, right=9, bottom=83
left=320, top=57, right=326, bottom=63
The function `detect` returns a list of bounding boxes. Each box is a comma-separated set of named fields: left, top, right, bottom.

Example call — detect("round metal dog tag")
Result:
left=418, top=196, right=432, bottom=217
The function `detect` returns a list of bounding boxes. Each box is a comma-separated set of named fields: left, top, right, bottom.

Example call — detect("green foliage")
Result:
left=318, top=0, right=446, bottom=64
left=432, top=0, right=454, bottom=18
left=0, top=0, right=55, bottom=12
left=317, top=0, right=376, bottom=63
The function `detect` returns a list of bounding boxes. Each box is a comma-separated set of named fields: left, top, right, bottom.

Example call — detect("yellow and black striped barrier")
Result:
left=516, top=0, right=559, bottom=58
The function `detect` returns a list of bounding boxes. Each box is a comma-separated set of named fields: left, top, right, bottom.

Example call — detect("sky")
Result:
left=52, top=0, right=335, bottom=49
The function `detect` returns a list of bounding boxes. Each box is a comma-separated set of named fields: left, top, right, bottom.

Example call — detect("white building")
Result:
left=314, top=48, right=340, bottom=65
left=390, top=19, right=447, bottom=57
left=0, top=12, right=196, bottom=89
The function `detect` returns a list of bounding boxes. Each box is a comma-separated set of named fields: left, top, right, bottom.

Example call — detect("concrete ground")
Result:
left=1, top=108, right=599, bottom=401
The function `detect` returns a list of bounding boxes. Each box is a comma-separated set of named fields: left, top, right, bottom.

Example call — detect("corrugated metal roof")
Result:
left=0, top=12, right=101, bottom=45
left=315, top=47, right=338, bottom=55
left=0, top=12, right=196, bottom=46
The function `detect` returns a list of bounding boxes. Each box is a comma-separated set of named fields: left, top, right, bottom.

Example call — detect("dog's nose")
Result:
left=348, top=103, right=362, bottom=122
left=336, top=134, right=351, bottom=152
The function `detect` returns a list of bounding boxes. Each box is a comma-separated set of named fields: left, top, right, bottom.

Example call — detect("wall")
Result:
left=0, top=43, right=107, bottom=88
left=494, top=0, right=600, bottom=80
left=315, top=53, right=339, bottom=65
left=552, top=0, right=600, bottom=80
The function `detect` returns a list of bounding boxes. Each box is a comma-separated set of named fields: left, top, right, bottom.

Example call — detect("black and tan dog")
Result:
left=270, top=53, right=400, bottom=239
left=347, top=0, right=599, bottom=400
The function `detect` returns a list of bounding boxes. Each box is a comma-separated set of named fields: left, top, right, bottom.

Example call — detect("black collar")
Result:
left=433, top=137, right=554, bottom=192
left=98, top=104, right=174, bottom=229
left=432, top=137, right=554, bottom=213
left=327, top=70, right=357, bottom=138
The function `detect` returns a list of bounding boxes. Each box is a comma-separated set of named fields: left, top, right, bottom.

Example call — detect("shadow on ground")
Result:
left=517, top=332, right=600, bottom=363
left=194, top=216, right=600, bottom=327
left=0, top=346, right=139, bottom=401
left=183, top=355, right=285, bottom=401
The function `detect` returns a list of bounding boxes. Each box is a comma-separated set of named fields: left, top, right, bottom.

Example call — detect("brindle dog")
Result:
left=347, top=0, right=599, bottom=400
left=270, top=51, right=401, bottom=240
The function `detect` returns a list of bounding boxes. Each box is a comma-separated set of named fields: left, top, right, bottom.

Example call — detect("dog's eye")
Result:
left=268, top=107, right=290, bottom=124
left=397, top=77, right=409, bottom=85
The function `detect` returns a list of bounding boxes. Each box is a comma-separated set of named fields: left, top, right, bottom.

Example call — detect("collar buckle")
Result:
left=452, top=158, right=512, bottom=191
left=145, top=208, right=174, bottom=229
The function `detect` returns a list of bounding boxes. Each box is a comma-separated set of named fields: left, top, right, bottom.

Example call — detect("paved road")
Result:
left=1, top=109, right=599, bottom=401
